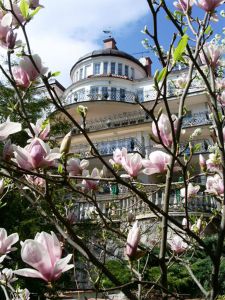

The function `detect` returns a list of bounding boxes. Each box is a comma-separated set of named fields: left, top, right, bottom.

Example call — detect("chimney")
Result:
left=103, top=38, right=118, bottom=50
left=139, top=57, right=152, bottom=77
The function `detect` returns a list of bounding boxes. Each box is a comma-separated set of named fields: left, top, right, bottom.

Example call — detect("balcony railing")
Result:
left=72, top=189, right=218, bottom=223
left=64, top=81, right=205, bottom=105
left=71, top=137, right=145, bottom=158
left=146, top=139, right=211, bottom=157
left=82, top=111, right=211, bottom=133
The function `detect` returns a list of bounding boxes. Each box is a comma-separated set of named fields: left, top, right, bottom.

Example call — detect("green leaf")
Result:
left=20, top=0, right=29, bottom=19
left=29, top=6, right=41, bottom=19
left=204, top=25, right=212, bottom=35
left=173, top=34, right=189, bottom=63
left=156, top=67, right=167, bottom=83
left=192, top=143, right=201, bottom=153
left=51, top=71, right=61, bottom=77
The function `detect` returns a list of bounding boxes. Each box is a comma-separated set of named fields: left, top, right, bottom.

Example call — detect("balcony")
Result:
left=82, top=111, right=211, bottom=133
left=71, top=137, right=145, bottom=158
left=65, top=89, right=137, bottom=105
left=64, top=81, right=205, bottom=106
left=72, top=188, right=218, bottom=223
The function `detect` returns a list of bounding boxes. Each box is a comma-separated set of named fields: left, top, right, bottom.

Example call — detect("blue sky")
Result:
left=27, top=0, right=225, bottom=87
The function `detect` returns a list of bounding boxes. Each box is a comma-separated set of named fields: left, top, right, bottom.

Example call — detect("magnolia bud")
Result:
left=77, top=105, right=88, bottom=118
left=60, top=131, right=72, bottom=154
left=0, top=179, right=4, bottom=195
left=199, top=154, right=206, bottom=171
left=126, top=221, right=140, bottom=259
left=6, top=29, right=17, bottom=50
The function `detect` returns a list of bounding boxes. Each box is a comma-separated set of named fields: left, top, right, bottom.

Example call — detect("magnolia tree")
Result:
left=0, top=0, right=225, bottom=299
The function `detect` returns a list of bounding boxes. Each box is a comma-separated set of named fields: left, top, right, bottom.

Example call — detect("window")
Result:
left=118, top=63, right=123, bottom=75
left=120, top=89, right=126, bottom=101
left=131, top=67, right=134, bottom=79
left=111, top=87, right=117, bottom=100
left=94, top=63, right=100, bottom=75
left=137, top=89, right=144, bottom=102
left=103, top=62, right=108, bottom=74
left=75, top=71, right=79, bottom=82
left=102, top=87, right=109, bottom=100
left=125, top=65, right=129, bottom=77
left=111, top=62, right=116, bottom=74
left=90, top=86, right=99, bottom=100
left=79, top=68, right=83, bottom=80
left=84, top=66, right=88, bottom=78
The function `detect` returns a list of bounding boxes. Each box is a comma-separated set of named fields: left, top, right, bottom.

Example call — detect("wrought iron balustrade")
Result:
left=85, top=110, right=150, bottom=132
left=73, top=189, right=217, bottom=223
left=64, top=81, right=205, bottom=106
left=65, top=89, right=136, bottom=104
left=71, top=137, right=144, bottom=158
left=182, top=112, right=211, bottom=127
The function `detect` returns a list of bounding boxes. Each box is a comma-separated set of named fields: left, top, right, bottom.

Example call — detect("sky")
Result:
left=26, top=0, right=225, bottom=88
left=27, top=0, right=150, bottom=87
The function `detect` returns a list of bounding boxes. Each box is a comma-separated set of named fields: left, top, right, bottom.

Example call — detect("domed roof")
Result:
left=70, top=48, right=148, bottom=76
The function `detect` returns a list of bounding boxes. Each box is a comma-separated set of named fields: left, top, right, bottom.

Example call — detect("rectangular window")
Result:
left=125, top=65, right=129, bottom=77
left=94, top=63, right=100, bottom=75
left=111, top=87, right=117, bottom=100
left=90, top=86, right=99, bottom=100
left=137, top=89, right=144, bottom=102
left=103, top=62, right=108, bottom=74
left=79, top=68, right=83, bottom=80
left=131, top=68, right=134, bottom=79
left=120, top=89, right=126, bottom=101
left=118, top=63, right=123, bottom=75
left=111, top=62, right=116, bottom=74
left=102, top=87, right=109, bottom=100
left=75, top=71, right=79, bottom=82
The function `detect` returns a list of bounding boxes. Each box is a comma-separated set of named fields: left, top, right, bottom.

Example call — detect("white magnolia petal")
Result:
left=14, top=268, right=45, bottom=280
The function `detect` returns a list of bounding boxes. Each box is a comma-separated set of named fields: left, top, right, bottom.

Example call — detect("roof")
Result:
left=70, top=48, right=148, bottom=76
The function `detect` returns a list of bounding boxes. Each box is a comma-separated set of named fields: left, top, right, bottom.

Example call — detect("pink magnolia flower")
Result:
left=13, top=66, right=31, bottom=89
left=19, top=54, right=48, bottom=81
left=142, top=151, right=171, bottom=175
left=82, top=168, right=100, bottom=192
left=169, top=235, right=188, bottom=254
left=67, top=158, right=89, bottom=176
left=126, top=221, right=141, bottom=259
left=26, top=119, right=50, bottom=141
left=199, top=154, right=206, bottom=171
left=2, top=139, right=14, bottom=161
left=218, top=91, right=225, bottom=106
left=152, top=113, right=178, bottom=147
left=14, top=231, right=73, bottom=282
left=206, top=174, right=224, bottom=195
left=173, top=0, right=194, bottom=11
left=0, top=228, right=19, bottom=256
left=200, top=43, right=225, bottom=68
left=180, top=183, right=200, bottom=198
left=216, top=78, right=225, bottom=90
left=0, top=13, right=12, bottom=48
left=13, top=138, right=60, bottom=170
left=4, top=1, right=25, bottom=25
left=121, top=152, right=143, bottom=178
left=26, top=175, right=46, bottom=188
left=109, top=147, right=127, bottom=166
left=206, top=153, right=221, bottom=172
left=195, top=0, right=224, bottom=12
left=0, top=119, right=21, bottom=141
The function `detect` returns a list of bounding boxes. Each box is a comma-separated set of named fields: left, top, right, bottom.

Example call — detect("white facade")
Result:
left=61, top=38, right=210, bottom=175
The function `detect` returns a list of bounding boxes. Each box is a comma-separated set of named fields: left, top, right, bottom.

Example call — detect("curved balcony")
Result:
left=65, top=89, right=137, bottom=105
left=72, top=188, right=218, bottom=223
left=82, top=111, right=210, bottom=133
left=63, top=80, right=205, bottom=106
left=71, top=137, right=145, bottom=158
